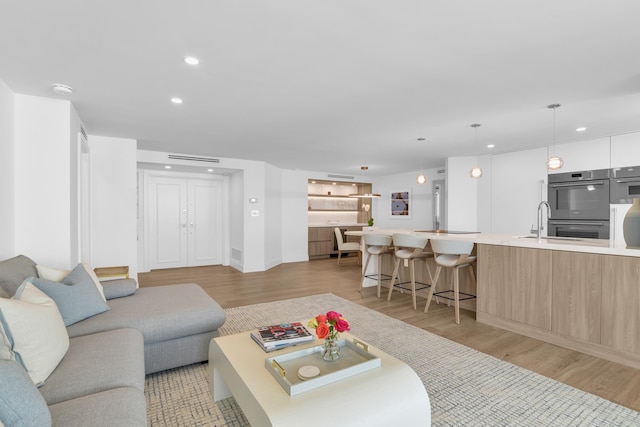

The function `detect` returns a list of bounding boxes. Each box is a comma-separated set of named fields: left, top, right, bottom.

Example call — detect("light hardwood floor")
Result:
left=139, top=256, right=640, bottom=412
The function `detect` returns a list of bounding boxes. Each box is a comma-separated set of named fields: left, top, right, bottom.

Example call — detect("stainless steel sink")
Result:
left=518, top=236, right=583, bottom=242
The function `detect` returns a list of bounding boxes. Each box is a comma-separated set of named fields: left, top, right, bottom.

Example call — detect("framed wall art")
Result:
left=390, top=191, right=411, bottom=218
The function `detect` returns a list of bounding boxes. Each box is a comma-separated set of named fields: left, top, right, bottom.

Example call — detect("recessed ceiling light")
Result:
left=52, top=83, right=73, bottom=96
left=487, top=144, right=495, bottom=148
left=207, top=168, right=213, bottom=172
left=311, top=181, right=316, bottom=184
left=164, top=165, right=172, bottom=169
left=184, top=56, right=200, bottom=65
left=171, top=98, right=183, bottom=104
left=576, top=127, right=587, bottom=132
left=332, top=182, right=337, bottom=185
left=417, top=137, right=426, bottom=141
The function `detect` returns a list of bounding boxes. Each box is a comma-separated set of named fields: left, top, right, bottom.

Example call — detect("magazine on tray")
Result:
left=250, top=322, right=314, bottom=351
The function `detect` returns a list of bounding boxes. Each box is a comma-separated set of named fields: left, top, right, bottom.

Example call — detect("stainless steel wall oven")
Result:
left=548, top=168, right=610, bottom=239
left=610, top=166, right=640, bottom=204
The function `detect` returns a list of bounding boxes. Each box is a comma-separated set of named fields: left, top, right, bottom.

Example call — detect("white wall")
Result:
left=229, top=171, right=244, bottom=270
left=372, top=167, right=444, bottom=231
left=14, top=95, right=74, bottom=268
left=0, top=79, right=15, bottom=259
left=281, top=169, right=309, bottom=263
left=264, top=163, right=282, bottom=269
left=490, top=147, right=548, bottom=235
left=88, top=135, right=138, bottom=279
left=446, top=157, right=479, bottom=232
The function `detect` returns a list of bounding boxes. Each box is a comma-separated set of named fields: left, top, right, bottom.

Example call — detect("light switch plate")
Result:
left=251, top=210, right=259, bottom=217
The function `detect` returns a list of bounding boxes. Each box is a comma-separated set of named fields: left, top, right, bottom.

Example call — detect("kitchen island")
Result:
left=362, top=229, right=640, bottom=369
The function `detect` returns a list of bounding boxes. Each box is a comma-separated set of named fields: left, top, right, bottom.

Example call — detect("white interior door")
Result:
left=147, top=175, right=223, bottom=269
left=187, top=179, right=223, bottom=266
left=149, top=176, right=188, bottom=269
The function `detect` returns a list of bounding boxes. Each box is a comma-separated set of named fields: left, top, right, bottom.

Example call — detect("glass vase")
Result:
left=322, top=336, right=341, bottom=361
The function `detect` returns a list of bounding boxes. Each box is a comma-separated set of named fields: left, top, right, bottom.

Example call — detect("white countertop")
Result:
left=308, top=223, right=368, bottom=228
left=362, top=229, right=640, bottom=258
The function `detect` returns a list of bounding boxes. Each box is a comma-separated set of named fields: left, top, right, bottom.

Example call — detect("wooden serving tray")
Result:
left=265, top=338, right=381, bottom=396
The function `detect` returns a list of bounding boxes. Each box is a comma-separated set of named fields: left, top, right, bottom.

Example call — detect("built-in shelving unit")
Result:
left=307, top=179, right=374, bottom=257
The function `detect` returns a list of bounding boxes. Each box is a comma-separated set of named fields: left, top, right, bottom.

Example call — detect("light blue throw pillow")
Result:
left=0, top=360, right=52, bottom=426
left=28, top=264, right=110, bottom=326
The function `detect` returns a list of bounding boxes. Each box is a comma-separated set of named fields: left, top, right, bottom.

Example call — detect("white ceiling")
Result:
left=2, top=1, right=640, bottom=176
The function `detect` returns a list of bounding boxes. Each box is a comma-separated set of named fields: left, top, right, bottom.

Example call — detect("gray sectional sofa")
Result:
left=0, top=255, right=227, bottom=427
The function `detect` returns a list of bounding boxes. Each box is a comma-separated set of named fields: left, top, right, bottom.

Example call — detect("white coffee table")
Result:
left=209, top=330, right=431, bottom=427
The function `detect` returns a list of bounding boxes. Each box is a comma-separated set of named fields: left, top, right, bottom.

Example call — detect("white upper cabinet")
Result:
left=548, top=137, right=611, bottom=174
left=611, top=132, right=640, bottom=168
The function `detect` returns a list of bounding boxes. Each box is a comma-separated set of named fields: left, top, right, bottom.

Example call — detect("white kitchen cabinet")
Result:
left=611, top=132, right=640, bottom=168
left=548, top=137, right=611, bottom=174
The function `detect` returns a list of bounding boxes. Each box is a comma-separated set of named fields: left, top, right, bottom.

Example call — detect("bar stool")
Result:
left=424, top=239, right=477, bottom=324
left=334, top=227, right=360, bottom=265
left=386, top=234, right=433, bottom=310
left=359, top=233, right=394, bottom=297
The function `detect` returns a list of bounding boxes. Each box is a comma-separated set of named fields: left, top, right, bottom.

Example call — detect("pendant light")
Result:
left=469, top=123, right=483, bottom=178
left=416, top=137, right=427, bottom=184
left=546, top=104, right=563, bottom=170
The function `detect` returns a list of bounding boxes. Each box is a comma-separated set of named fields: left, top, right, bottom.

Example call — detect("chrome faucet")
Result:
left=533, top=201, right=551, bottom=240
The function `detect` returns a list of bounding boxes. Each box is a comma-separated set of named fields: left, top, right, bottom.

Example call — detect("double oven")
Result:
left=548, top=169, right=611, bottom=239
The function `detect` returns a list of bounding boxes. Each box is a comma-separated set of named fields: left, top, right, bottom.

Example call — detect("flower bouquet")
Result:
left=308, top=311, right=350, bottom=361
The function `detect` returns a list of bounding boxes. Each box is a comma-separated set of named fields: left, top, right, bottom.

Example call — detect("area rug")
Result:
left=146, top=293, right=640, bottom=426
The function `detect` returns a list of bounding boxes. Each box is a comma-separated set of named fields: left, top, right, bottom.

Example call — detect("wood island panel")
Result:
left=601, top=255, right=640, bottom=355
left=551, top=251, right=602, bottom=344
left=510, top=246, right=552, bottom=330
left=477, top=244, right=512, bottom=319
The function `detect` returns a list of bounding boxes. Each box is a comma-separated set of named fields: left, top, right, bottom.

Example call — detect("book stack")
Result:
left=251, top=322, right=314, bottom=352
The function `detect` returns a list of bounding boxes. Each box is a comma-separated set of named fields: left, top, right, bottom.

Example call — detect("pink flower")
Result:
left=326, top=311, right=341, bottom=322
left=335, top=318, right=350, bottom=333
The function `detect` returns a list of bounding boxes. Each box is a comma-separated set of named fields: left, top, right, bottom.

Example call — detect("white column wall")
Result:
left=445, top=157, right=479, bottom=232
left=490, top=147, right=548, bottom=235
left=0, top=79, right=15, bottom=259
left=264, top=164, right=283, bottom=270
left=88, top=135, right=138, bottom=280
left=14, top=95, right=73, bottom=268
left=229, top=171, right=244, bottom=270
left=281, top=169, right=309, bottom=263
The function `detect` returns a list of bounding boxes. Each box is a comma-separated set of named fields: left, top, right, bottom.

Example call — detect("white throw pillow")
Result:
left=36, top=262, right=106, bottom=302
left=35, top=264, right=70, bottom=282
left=0, top=282, right=69, bottom=386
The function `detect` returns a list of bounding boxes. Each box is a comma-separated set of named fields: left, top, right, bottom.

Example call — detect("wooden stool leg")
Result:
left=387, top=258, right=401, bottom=301
left=376, top=254, right=383, bottom=298
left=359, top=250, right=372, bottom=293
left=410, top=259, right=417, bottom=310
left=424, top=266, right=442, bottom=313
left=454, top=267, right=460, bottom=325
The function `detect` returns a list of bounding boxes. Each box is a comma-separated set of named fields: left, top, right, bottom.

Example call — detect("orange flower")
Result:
left=316, top=314, right=327, bottom=324
left=315, top=322, right=330, bottom=339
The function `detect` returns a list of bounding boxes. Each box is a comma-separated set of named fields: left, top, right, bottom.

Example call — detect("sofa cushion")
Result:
left=0, top=360, right=52, bottom=427
left=28, top=264, right=110, bottom=326
left=66, top=283, right=226, bottom=344
left=0, top=255, right=37, bottom=297
left=0, top=283, right=69, bottom=386
left=39, top=328, right=144, bottom=405
left=48, top=387, right=146, bottom=427
left=101, top=278, right=137, bottom=300
left=36, top=263, right=106, bottom=302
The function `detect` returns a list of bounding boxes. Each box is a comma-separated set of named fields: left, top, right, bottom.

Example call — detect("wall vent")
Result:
left=168, top=154, right=220, bottom=163
left=80, top=126, right=88, bottom=141
left=327, top=174, right=355, bottom=180
left=437, top=169, right=446, bottom=174
left=231, top=248, right=243, bottom=262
